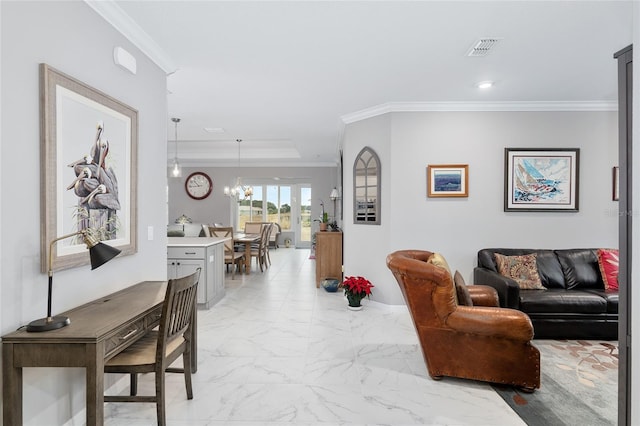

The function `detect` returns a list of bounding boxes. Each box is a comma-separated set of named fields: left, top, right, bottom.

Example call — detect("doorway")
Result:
left=297, top=185, right=312, bottom=248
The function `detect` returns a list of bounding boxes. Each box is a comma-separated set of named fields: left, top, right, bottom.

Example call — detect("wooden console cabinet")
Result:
left=315, top=231, right=343, bottom=287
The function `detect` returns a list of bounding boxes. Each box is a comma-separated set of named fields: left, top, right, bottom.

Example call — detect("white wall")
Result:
left=343, top=110, right=618, bottom=306
left=342, top=114, right=396, bottom=303
left=0, top=1, right=168, bottom=424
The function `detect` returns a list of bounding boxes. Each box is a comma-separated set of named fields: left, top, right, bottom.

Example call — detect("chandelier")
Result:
left=224, top=139, right=253, bottom=200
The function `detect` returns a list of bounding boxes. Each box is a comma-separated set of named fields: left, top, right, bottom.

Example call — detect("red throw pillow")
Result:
left=597, top=249, right=619, bottom=291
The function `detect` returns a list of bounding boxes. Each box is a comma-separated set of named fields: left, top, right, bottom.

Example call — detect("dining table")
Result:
left=234, top=232, right=261, bottom=274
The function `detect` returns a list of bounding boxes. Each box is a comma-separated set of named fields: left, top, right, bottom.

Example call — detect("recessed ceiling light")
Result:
left=204, top=127, right=225, bottom=133
left=476, top=81, right=494, bottom=89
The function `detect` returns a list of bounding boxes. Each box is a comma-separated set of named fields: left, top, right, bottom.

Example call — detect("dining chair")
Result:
left=244, top=222, right=263, bottom=235
left=243, top=223, right=270, bottom=272
left=209, top=226, right=245, bottom=279
left=263, top=223, right=274, bottom=266
left=104, top=269, right=201, bottom=426
left=269, top=222, right=281, bottom=249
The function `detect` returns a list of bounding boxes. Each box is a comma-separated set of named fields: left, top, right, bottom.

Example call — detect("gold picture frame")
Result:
left=427, top=164, right=469, bottom=198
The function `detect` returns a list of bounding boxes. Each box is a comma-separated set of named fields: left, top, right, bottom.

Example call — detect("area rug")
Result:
left=493, top=340, right=618, bottom=426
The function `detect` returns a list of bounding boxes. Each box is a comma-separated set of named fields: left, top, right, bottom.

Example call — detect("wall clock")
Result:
left=185, top=172, right=213, bottom=200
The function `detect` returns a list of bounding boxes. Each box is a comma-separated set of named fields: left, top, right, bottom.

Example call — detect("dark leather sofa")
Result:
left=473, top=248, right=618, bottom=340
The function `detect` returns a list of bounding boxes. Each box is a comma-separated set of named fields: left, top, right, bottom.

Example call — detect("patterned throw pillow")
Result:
left=494, top=253, right=545, bottom=290
left=597, top=248, right=619, bottom=291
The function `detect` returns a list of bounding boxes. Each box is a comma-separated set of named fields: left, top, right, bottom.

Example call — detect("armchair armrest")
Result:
left=473, top=267, right=521, bottom=309
left=446, top=306, right=534, bottom=341
left=467, top=285, right=499, bottom=307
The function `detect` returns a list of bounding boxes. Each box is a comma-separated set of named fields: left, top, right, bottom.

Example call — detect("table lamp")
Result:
left=27, top=230, right=121, bottom=332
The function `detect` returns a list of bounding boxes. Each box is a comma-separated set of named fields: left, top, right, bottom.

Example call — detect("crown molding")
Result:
left=179, top=160, right=340, bottom=168
left=84, top=0, right=177, bottom=74
left=341, top=100, right=618, bottom=124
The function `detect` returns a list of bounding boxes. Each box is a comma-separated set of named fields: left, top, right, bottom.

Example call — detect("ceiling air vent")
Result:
left=467, top=38, right=501, bottom=57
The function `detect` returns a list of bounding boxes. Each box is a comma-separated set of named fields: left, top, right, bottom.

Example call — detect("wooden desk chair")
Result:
left=104, top=269, right=201, bottom=426
left=209, top=226, right=245, bottom=279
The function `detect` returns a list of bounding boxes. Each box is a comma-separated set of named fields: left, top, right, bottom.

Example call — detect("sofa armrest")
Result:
left=446, top=306, right=534, bottom=341
left=473, top=267, right=521, bottom=309
left=467, top=285, right=499, bottom=307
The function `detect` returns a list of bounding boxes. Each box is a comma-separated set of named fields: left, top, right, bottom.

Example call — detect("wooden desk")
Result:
left=234, top=233, right=260, bottom=274
left=1, top=280, right=193, bottom=426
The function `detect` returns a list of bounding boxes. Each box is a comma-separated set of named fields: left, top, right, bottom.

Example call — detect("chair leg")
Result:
left=183, top=349, right=194, bottom=400
left=231, top=260, right=235, bottom=280
left=155, top=369, right=166, bottom=426
left=130, top=373, right=138, bottom=396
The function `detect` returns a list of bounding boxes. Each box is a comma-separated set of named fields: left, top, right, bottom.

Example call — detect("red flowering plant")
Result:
left=342, top=276, right=374, bottom=308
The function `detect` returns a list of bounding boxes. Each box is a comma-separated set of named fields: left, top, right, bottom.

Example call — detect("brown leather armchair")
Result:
left=386, top=249, right=540, bottom=391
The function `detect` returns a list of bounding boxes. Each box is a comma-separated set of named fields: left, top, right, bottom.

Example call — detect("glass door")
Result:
left=297, top=185, right=312, bottom=248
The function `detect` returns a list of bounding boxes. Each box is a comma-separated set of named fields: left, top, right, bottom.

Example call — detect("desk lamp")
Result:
left=27, top=230, right=121, bottom=332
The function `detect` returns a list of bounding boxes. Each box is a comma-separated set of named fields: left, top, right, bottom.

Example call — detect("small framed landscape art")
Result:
left=504, top=148, right=579, bottom=212
left=40, top=64, right=138, bottom=272
left=427, top=164, right=469, bottom=198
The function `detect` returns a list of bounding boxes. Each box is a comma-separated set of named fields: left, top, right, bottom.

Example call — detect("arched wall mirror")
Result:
left=353, top=146, right=380, bottom=225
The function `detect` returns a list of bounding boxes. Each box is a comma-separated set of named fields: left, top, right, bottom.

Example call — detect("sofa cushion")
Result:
left=597, top=248, right=619, bottom=291
left=519, top=289, right=608, bottom=314
left=454, top=270, right=473, bottom=306
left=584, top=289, right=619, bottom=314
left=477, top=249, right=565, bottom=288
left=555, top=249, right=604, bottom=290
left=494, top=253, right=545, bottom=290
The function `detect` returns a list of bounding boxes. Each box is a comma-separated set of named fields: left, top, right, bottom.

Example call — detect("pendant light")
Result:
left=170, top=117, right=182, bottom=178
left=224, top=139, right=253, bottom=200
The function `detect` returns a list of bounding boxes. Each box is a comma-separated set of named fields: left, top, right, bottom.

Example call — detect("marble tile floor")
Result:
left=105, top=247, right=526, bottom=426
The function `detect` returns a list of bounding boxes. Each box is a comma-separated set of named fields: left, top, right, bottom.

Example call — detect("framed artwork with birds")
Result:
left=40, top=64, right=138, bottom=272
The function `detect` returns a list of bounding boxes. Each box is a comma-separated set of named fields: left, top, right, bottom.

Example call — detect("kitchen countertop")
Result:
left=167, top=236, right=229, bottom=247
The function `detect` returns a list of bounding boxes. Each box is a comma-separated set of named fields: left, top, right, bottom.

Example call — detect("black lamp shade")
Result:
left=89, top=242, right=121, bottom=270
left=27, top=233, right=121, bottom=332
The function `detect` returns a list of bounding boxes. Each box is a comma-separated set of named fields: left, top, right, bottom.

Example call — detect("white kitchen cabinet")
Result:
left=167, top=237, right=227, bottom=309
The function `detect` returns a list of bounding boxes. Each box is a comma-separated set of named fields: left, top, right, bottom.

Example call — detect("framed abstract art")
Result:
left=504, top=148, right=579, bottom=212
